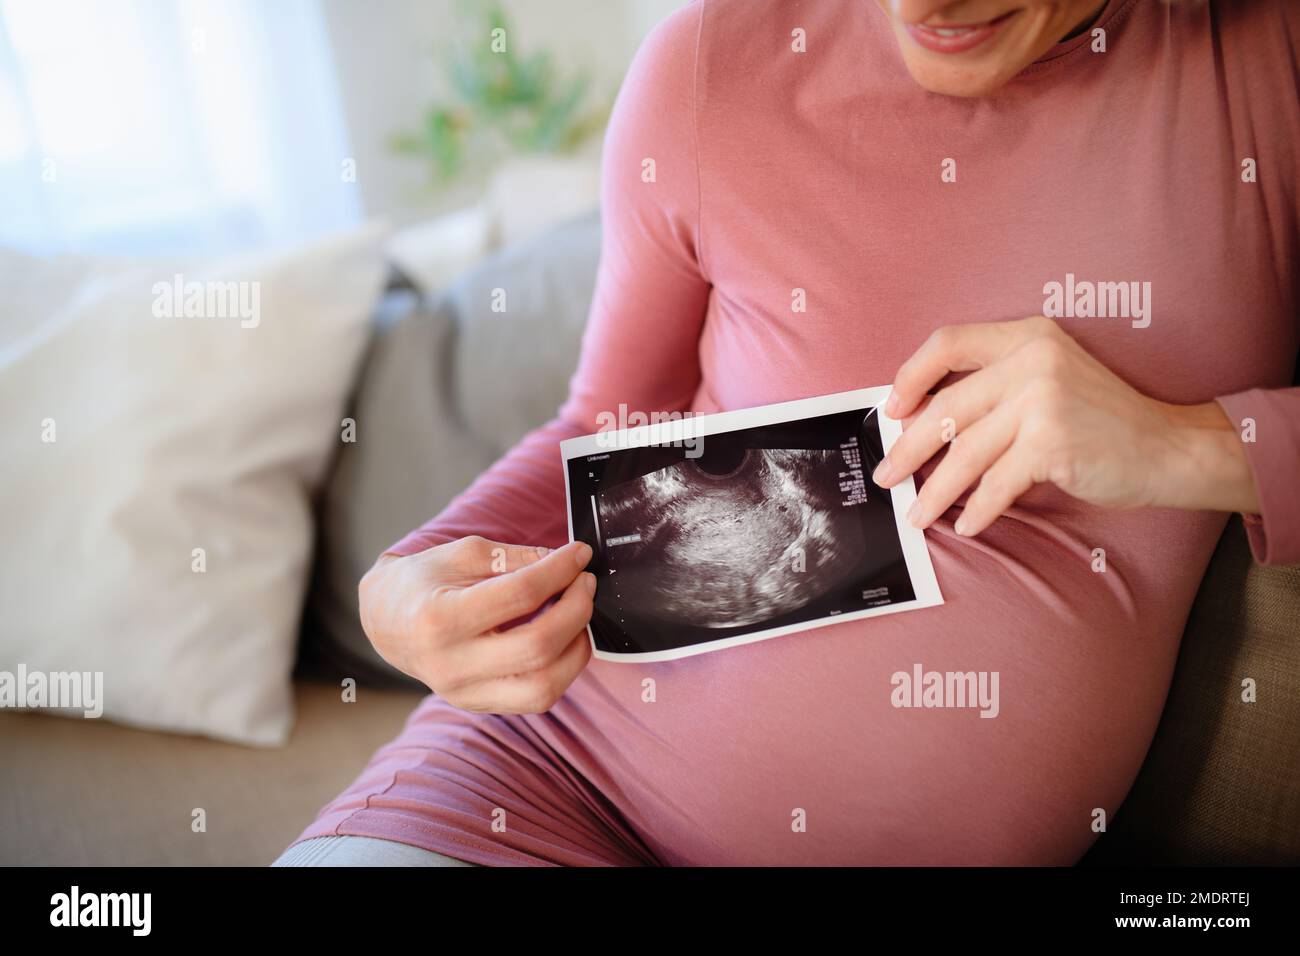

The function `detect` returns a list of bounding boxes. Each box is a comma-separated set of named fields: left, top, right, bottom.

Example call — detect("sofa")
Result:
left=2, top=210, right=1296, bottom=866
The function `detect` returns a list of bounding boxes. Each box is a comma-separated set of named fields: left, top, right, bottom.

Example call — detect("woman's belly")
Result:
left=545, top=495, right=1226, bottom=865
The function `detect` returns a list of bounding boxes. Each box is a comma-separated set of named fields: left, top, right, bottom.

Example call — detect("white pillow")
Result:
left=386, top=204, right=491, bottom=295
left=0, top=226, right=388, bottom=746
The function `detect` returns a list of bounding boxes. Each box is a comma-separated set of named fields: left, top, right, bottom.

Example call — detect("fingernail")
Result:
left=954, top=515, right=971, bottom=536
left=907, top=500, right=923, bottom=527
left=582, top=572, right=597, bottom=595
left=872, top=457, right=894, bottom=486
left=535, top=546, right=549, bottom=558
left=574, top=542, right=593, bottom=567
left=885, top=392, right=901, bottom=417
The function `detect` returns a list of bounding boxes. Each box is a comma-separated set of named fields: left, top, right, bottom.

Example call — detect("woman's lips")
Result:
left=904, top=11, right=1016, bottom=54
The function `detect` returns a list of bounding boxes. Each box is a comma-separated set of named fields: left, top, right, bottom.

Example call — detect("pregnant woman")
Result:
left=276, top=0, right=1299, bottom=866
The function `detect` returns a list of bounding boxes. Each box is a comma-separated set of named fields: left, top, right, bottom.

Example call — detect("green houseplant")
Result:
left=393, top=2, right=610, bottom=186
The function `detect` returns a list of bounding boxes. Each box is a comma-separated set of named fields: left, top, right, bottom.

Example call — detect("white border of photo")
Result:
left=560, top=386, right=945, bottom=663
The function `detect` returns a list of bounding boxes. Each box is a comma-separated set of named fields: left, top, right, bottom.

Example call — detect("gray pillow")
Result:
left=300, top=210, right=601, bottom=685
left=449, top=217, right=602, bottom=459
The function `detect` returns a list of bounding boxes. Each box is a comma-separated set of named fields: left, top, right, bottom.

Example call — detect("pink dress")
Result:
left=294, top=0, right=1300, bottom=864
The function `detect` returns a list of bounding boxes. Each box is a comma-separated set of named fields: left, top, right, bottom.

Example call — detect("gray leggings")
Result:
left=272, top=835, right=479, bottom=867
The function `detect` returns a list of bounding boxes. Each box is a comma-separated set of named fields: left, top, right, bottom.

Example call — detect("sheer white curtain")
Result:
left=0, top=0, right=361, bottom=255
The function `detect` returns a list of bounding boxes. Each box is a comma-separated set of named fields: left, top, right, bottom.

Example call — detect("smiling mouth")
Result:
left=905, top=10, right=1018, bottom=54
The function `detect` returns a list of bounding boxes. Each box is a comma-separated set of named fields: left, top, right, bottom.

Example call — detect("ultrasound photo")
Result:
left=561, top=388, right=943, bottom=660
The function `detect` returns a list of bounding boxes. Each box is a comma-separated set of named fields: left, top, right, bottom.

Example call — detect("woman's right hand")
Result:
left=358, top=536, right=597, bottom=714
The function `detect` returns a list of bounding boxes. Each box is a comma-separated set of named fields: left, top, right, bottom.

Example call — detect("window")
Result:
left=0, top=0, right=360, bottom=255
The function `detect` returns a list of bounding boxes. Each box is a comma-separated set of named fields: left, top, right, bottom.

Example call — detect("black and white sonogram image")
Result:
left=564, top=404, right=920, bottom=657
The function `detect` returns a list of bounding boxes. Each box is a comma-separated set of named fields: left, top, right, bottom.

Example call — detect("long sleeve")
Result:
left=1215, top=386, right=1300, bottom=565
left=385, top=1, right=710, bottom=558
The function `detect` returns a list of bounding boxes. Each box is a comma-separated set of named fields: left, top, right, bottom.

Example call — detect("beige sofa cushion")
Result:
left=0, top=680, right=423, bottom=866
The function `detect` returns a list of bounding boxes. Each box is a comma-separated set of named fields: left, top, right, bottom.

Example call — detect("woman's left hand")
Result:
left=872, top=315, right=1260, bottom=537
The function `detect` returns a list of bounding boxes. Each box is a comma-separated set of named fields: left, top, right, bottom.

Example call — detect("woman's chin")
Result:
left=898, top=54, right=1023, bottom=98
